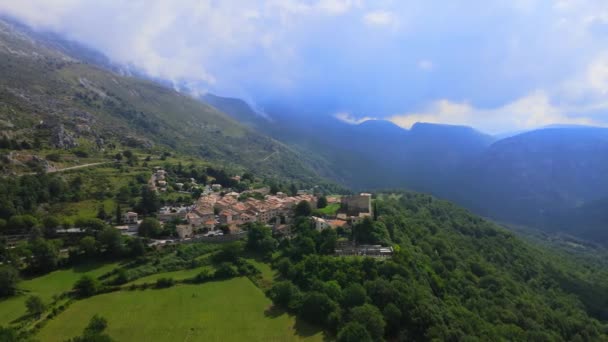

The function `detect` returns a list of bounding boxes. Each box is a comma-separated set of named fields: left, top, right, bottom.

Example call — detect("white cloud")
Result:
left=2, top=0, right=608, bottom=132
left=388, top=91, right=605, bottom=134
left=334, top=112, right=377, bottom=124
left=362, top=10, right=398, bottom=28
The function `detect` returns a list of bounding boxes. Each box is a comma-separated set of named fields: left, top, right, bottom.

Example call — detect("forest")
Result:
left=253, top=193, right=608, bottom=341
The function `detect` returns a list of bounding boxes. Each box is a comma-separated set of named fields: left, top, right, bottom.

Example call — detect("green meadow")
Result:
left=0, top=262, right=119, bottom=325
left=37, top=277, right=325, bottom=342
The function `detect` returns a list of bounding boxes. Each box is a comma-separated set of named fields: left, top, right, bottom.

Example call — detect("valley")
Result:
left=0, top=15, right=608, bottom=342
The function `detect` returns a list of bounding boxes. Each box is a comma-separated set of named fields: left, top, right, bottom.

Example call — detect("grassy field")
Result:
left=0, top=262, right=120, bottom=325
left=37, top=277, right=325, bottom=342
left=316, top=203, right=340, bottom=216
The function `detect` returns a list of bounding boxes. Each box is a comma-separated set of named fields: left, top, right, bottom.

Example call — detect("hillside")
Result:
left=454, top=127, right=608, bottom=239
left=0, top=18, right=327, bottom=185
left=262, top=192, right=608, bottom=340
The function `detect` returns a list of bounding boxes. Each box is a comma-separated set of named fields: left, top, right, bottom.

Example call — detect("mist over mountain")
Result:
left=205, top=94, right=608, bottom=244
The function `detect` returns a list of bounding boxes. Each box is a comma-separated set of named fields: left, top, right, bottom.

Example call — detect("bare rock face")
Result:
left=51, top=124, right=78, bottom=149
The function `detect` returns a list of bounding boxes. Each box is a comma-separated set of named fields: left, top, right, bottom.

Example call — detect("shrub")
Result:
left=0, top=265, right=20, bottom=297
left=45, top=153, right=61, bottom=162
left=214, top=263, right=238, bottom=279
left=73, top=275, right=100, bottom=297
left=155, top=277, right=175, bottom=288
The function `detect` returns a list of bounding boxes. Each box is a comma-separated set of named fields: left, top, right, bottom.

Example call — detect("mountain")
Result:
left=201, top=96, right=495, bottom=190
left=456, top=127, right=608, bottom=240
left=0, top=18, right=332, bottom=186
left=203, top=95, right=608, bottom=244
left=201, top=94, right=270, bottom=130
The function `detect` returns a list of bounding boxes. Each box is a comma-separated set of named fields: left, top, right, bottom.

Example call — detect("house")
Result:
left=219, top=210, right=234, bottom=225
left=186, top=212, right=204, bottom=227
left=312, top=216, right=331, bottom=231
left=158, top=206, right=189, bottom=222
left=123, top=212, right=138, bottom=225
left=329, top=219, right=348, bottom=229
left=211, top=184, right=222, bottom=191
left=175, top=182, right=184, bottom=190
left=176, top=225, right=193, bottom=239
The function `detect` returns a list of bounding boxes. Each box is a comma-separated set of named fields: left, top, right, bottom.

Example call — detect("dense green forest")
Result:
left=256, top=193, right=608, bottom=341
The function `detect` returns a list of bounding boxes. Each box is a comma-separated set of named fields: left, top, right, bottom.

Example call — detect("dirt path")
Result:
left=21, top=161, right=111, bottom=175
left=47, top=161, right=110, bottom=173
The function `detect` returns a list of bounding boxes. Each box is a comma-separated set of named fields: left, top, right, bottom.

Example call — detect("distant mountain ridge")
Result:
left=203, top=94, right=608, bottom=244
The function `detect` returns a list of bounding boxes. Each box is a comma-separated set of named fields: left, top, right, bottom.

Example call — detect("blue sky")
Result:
left=2, top=0, right=608, bottom=134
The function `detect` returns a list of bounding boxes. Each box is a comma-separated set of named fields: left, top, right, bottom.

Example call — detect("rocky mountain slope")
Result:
left=0, top=18, right=326, bottom=185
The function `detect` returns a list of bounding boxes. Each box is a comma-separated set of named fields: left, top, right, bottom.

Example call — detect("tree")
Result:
left=127, top=238, right=145, bottom=257
left=0, top=326, right=26, bottom=342
left=318, top=228, right=337, bottom=255
left=75, top=218, right=106, bottom=232
left=79, top=236, right=98, bottom=257
left=112, top=269, right=128, bottom=285
left=138, top=217, right=162, bottom=238
left=341, top=283, right=368, bottom=308
left=42, top=216, right=60, bottom=237
left=0, top=199, right=16, bottom=220
left=337, top=322, right=373, bottom=342
left=348, top=304, right=385, bottom=341
left=214, top=263, right=238, bottom=279
left=97, top=205, right=108, bottom=221
left=352, top=217, right=390, bottom=244
left=246, top=223, right=277, bottom=258
left=383, top=303, right=402, bottom=336
left=115, top=204, right=122, bottom=224
left=299, top=291, right=338, bottom=327
left=290, top=236, right=316, bottom=260
left=294, top=200, right=312, bottom=217
left=29, top=238, right=59, bottom=273
left=289, top=183, right=298, bottom=196
left=73, top=275, right=99, bottom=297
left=98, top=227, right=124, bottom=257
left=268, top=281, right=302, bottom=311
left=25, top=295, right=45, bottom=317
left=317, top=196, right=328, bottom=209
left=8, top=215, right=38, bottom=232
left=122, top=150, right=133, bottom=159
left=0, top=265, right=19, bottom=297
left=137, top=186, right=159, bottom=214
left=69, top=315, right=114, bottom=342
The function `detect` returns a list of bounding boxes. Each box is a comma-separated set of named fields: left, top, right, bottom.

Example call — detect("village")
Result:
left=119, top=166, right=393, bottom=257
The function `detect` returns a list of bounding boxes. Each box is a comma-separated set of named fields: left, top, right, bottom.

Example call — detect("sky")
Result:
left=1, top=0, right=608, bottom=134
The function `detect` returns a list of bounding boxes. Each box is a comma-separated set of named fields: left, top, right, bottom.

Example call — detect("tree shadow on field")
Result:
left=264, top=305, right=285, bottom=318
left=294, top=316, right=332, bottom=341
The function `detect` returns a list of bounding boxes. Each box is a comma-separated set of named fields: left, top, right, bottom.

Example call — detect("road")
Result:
left=22, top=161, right=111, bottom=175
left=47, top=161, right=110, bottom=173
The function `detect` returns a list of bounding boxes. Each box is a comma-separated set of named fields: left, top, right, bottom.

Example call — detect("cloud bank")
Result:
left=1, top=0, right=608, bottom=133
